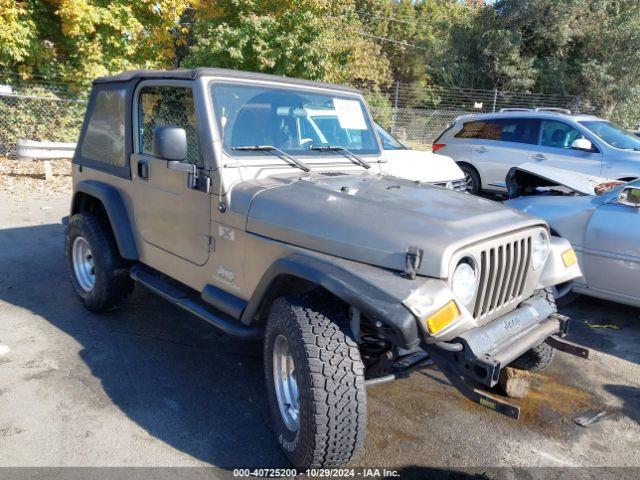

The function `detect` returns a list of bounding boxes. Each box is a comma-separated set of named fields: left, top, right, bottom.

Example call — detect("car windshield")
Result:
left=580, top=120, right=640, bottom=150
left=211, top=83, right=379, bottom=156
left=375, top=123, right=406, bottom=150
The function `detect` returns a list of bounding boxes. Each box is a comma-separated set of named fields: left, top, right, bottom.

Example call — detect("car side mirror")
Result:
left=571, top=138, right=593, bottom=152
left=152, top=125, right=187, bottom=161
left=618, top=185, right=640, bottom=207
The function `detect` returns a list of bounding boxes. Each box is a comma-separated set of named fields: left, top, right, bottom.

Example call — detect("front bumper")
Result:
left=424, top=294, right=563, bottom=388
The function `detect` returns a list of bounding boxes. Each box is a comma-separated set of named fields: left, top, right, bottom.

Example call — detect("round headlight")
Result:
left=532, top=231, right=550, bottom=270
left=452, top=261, right=477, bottom=305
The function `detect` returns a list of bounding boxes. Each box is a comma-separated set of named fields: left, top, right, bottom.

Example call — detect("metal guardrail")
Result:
left=15, top=139, right=76, bottom=180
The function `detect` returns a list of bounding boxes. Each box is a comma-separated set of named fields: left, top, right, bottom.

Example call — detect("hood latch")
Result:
left=404, top=246, right=423, bottom=280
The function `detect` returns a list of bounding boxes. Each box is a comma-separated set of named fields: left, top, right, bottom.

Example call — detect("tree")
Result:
left=182, top=0, right=389, bottom=87
left=1, top=0, right=193, bottom=85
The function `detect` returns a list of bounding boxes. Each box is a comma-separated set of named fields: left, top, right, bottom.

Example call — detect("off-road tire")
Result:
left=510, top=288, right=556, bottom=372
left=264, top=293, right=366, bottom=468
left=65, top=212, right=134, bottom=312
left=458, top=163, right=481, bottom=195
left=510, top=342, right=555, bottom=372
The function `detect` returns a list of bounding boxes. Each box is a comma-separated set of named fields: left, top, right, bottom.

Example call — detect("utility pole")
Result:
left=492, top=88, right=498, bottom=113
left=391, top=80, right=400, bottom=132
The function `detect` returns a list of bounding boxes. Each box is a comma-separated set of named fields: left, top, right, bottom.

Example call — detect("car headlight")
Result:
left=532, top=231, right=550, bottom=270
left=452, top=260, right=477, bottom=305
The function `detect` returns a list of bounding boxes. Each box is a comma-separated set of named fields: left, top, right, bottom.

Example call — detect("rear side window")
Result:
left=455, top=118, right=540, bottom=144
left=137, top=86, right=200, bottom=164
left=80, top=89, right=126, bottom=166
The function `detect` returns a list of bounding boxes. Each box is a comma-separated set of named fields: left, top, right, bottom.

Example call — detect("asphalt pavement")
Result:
left=0, top=191, right=639, bottom=477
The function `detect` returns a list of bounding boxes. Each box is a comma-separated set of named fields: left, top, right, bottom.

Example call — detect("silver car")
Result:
left=505, top=162, right=640, bottom=307
left=435, top=109, right=640, bottom=194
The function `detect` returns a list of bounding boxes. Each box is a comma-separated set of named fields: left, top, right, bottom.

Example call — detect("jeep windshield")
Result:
left=580, top=120, right=640, bottom=151
left=211, top=82, right=380, bottom=157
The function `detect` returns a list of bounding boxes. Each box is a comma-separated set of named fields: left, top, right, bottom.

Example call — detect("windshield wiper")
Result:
left=309, top=145, right=371, bottom=169
left=232, top=145, right=310, bottom=172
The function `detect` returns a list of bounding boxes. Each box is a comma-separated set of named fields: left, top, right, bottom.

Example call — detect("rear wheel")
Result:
left=65, top=212, right=134, bottom=312
left=264, top=293, right=366, bottom=468
left=459, top=163, right=481, bottom=194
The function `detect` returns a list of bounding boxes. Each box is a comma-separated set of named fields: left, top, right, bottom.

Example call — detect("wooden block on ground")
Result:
left=499, top=367, right=530, bottom=399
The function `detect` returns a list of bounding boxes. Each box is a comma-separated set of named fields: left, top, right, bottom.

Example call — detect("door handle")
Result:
left=475, top=146, right=488, bottom=153
left=532, top=154, right=546, bottom=161
left=137, top=160, right=149, bottom=179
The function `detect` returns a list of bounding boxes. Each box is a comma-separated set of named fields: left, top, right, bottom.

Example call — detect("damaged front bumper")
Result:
left=419, top=294, right=590, bottom=419
left=442, top=294, right=560, bottom=387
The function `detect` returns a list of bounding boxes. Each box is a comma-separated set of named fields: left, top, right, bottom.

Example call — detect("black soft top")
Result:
left=93, top=67, right=360, bottom=94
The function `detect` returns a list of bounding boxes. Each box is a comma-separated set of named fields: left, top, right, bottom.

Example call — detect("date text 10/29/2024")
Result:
left=233, top=468, right=400, bottom=478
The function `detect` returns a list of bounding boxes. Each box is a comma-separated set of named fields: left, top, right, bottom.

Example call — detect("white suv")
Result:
left=435, top=109, right=640, bottom=194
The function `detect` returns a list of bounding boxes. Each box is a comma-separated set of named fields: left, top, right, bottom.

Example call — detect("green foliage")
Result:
left=1, top=0, right=640, bottom=126
left=0, top=93, right=85, bottom=153
left=182, top=0, right=389, bottom=86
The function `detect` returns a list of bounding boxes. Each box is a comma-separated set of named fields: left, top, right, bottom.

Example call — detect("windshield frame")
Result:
left=579, top=120, right=640, bottom=151
left=207, top=78, right=381, bottom=159
left=375, top=123, right=408, bottom=150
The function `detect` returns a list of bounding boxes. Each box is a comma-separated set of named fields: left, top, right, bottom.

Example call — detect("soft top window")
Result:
left=80, top=89, right=126, bottom=166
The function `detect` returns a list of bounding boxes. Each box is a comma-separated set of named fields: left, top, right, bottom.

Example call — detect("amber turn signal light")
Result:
left=426, top=300, right=460, bottom=334
left=561, top=248, right=577, bottom=267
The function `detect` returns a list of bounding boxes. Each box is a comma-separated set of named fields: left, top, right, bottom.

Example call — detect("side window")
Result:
left=137, top=86, right=200, bottom=164
left=455, top=121, right=491, bottom=139
left=494, top=118, right=540, bottom=144
left=455, top=118, right=539, bottom=144
left=80, top=89, right=126, bottom=166
left=540, top=120, right=584, bottom=149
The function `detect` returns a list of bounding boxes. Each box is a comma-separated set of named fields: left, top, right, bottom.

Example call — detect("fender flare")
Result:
left=241, top=254, right=419, bottom=348
left=71, top=180, right=138, bottom=260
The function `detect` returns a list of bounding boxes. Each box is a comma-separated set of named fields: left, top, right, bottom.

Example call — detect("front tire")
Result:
left=458, top=163, right=481, bottom=195
left=264, top=293, right=366, bottom=468
left=65, top=212, right=134, bottom=312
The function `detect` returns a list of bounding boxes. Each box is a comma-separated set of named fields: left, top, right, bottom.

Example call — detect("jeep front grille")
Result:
left=473, top=235, right=532, bottom=321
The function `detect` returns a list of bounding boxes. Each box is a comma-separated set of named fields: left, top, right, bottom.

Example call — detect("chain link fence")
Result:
left=367, top=82, right=606, bottom=148
left=0, top=78, right=613, bottom=156
left=0, top=83, right=87, bottom=158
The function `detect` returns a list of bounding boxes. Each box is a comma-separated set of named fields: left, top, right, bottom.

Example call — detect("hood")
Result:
left=506, top=162, right=620, bottom=197
left=240, top=172, right=544, bottom=278
left=380, top=149, right=464, bottom=183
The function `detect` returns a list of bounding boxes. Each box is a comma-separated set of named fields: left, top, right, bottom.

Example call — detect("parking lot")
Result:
left=1, top=190, right=639, bottom=476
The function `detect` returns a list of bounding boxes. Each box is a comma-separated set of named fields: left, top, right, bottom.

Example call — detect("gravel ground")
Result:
left=0, top=157, right=71, bottom=198
left=0, top=190, right=639, bottom=479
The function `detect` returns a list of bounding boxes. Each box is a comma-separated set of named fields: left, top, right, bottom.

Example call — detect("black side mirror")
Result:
left=152, top=125, right=187, bottom=161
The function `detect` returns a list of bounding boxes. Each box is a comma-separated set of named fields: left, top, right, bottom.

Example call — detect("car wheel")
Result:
left=65, top=212, right=134, bottom=312
left=510, top=342, right=555, bottom=372
left=459, top=164, right=481, bottom=194
left=264, top=293, right=366, bottom=468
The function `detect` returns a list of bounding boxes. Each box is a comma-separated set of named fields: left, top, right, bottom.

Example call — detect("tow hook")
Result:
left=545, top=335, right=590, bottom=359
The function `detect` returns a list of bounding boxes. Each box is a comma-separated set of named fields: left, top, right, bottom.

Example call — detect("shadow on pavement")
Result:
left=0, top=222, right=287, bottom=469
left=560, top=296, right=640, bottom=366
left=604, top=384, right=640, bottom=425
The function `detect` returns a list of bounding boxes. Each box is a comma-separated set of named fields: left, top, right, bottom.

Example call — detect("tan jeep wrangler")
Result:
left=66, top=68, right=588, bottom=468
